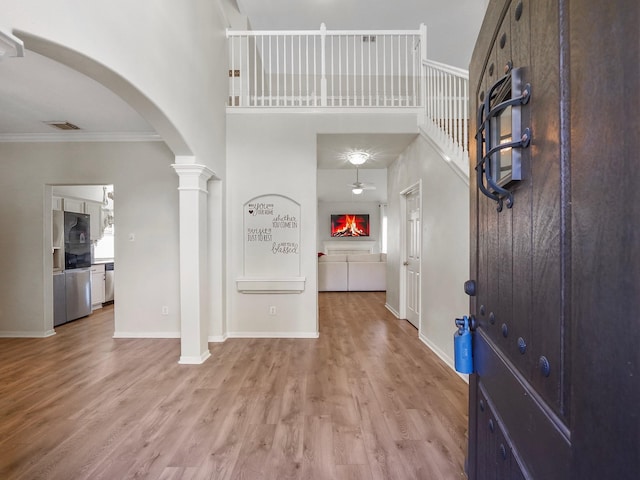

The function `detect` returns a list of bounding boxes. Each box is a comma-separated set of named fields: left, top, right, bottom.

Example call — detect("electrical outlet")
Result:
left=269, top=306, right=277, bottom=315
left=161, top=306, right=169, bottom=315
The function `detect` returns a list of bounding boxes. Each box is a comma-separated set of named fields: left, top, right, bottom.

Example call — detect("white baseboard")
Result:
left=208, top=334, right=228, bottom=343
left=385, top=303, right=400, bottom=318
left=111, top=331, right=319, bottom=342
left=112, top=331, right=180, bottom=339
left=178, top=350, right=212, bottom=365
left=419, top=332, right=469, bottom=384
left=226, top=331, right=319, bottom=339
left=0, top=329, right=56, bottom=338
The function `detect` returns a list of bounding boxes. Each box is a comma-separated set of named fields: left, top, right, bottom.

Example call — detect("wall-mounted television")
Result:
left=331, top=214, right=370, bottom=237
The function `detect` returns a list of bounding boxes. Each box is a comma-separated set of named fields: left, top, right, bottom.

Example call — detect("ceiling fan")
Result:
left=348, top=168, right=376, bottom=195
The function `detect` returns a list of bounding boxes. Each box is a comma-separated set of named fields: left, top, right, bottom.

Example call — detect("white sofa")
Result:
left=318, top=253, right=386, bottom=292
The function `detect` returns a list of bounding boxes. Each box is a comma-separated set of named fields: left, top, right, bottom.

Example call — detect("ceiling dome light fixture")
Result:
left=348, top=151, right=369, bottom=165
left=352, top=187, right=364, bottom=195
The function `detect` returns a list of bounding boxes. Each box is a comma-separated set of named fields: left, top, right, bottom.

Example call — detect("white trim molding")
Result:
left=112, top=331, right=180, bottom=338
left=385, top=303, right=400, bottom=318
left=0, top=29, right=24, bottom=58
left=227, top=331, right=319, bottom=339
left=236, top=277, right=306, bottom=293
left=0, top=132, right=162, bottom=143
left=0, top=329, right=56, bottom=338
left=171, top=163, right=217, bottom=192
left=179, top=350, right=212, bottom=365
left=208, top=334, right=228, bottom=343
left=419, top=332, right=469, bottom=384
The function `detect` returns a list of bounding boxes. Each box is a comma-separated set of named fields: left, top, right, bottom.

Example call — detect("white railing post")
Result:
left=320, top=23, right=327, bottom=106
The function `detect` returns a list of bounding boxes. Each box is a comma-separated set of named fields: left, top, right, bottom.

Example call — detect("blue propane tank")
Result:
left=454, top=316, right=473, bottom=374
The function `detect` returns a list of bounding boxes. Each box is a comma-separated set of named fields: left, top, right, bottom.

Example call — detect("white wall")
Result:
left=3, top=1, right=230, bottom=349
left=226, top=111, right=417, bottom=337
left=226, top=115, right=318, bottom=337
left=387, top=133, right=470, bottom=367
left=0, top=142, right=181, bottom=337
left=3, top=0, right=229, bottom=171
left=317, top=201, right=382, bottom=253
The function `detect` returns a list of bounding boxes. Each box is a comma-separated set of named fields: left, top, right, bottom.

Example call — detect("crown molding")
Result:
left=0, top=132, right=162, bottom=143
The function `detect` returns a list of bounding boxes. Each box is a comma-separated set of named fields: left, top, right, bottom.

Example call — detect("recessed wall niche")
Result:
left=237, top=194, right=305, bottom=293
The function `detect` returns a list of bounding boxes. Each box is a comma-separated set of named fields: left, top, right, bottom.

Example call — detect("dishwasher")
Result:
left=104, top=262, right=114, bottom=303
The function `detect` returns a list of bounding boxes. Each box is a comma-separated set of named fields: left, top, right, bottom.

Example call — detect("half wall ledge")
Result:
left=236, top=277, right=306, bottom=293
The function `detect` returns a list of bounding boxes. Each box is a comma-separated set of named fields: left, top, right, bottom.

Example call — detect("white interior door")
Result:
left=404, top=189, right=420, bottom=328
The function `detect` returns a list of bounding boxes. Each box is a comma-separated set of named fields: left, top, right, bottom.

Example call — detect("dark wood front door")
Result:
left=467, top=1, right=639, bottom=479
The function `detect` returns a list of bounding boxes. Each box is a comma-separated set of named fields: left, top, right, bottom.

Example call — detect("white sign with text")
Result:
left=244, top=194, right=300, bottom=277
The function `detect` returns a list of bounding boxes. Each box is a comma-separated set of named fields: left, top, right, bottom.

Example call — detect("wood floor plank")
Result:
left=348, top=376, right=415, bottom=480
left=301, top=414, right=336, bottom=480
left=229, top=423, right=277, bottom=479
left=333, top=425, right=368, bottom=465
left=335, top=464, right=374, bottom=480
left=0, top=293, right=468, bottom=479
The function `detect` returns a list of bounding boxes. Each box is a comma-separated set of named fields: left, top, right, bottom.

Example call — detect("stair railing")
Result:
left=227, top=25, right=470, bottom=178
left=421, top=59, right=470, bottom=176
left=227, top=24, right=425, bottom=108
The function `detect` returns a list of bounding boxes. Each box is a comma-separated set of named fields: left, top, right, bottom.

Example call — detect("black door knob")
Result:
left=464, top=280, right=477, bottom=296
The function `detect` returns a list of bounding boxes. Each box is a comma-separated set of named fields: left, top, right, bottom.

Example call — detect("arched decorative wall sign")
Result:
left=237, top=194, right=305, bottom=293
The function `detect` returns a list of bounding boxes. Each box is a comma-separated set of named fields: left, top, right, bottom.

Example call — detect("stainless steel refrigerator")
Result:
left=65, top=268, right=91, bottom=321
left=53, top=271, right=67, bottom=327
left=63, top=211, right=92, bottom=322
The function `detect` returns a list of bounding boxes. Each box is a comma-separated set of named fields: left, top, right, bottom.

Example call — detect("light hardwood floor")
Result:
left=0, top=292, right=468, bottom=479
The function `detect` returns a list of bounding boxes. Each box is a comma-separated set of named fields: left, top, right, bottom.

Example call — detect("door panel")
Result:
left=469, top=1, right=639, bottom=478
left=405, top=189, right=420, bottom=328
left=509, top=0, right=534, bottom=391
left=527, top=0, right=565, bottom=418
left=469, top=0, right=569, bottom=478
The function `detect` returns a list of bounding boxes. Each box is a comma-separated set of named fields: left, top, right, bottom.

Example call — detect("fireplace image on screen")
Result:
left=331, top=214, right=369, bottom=237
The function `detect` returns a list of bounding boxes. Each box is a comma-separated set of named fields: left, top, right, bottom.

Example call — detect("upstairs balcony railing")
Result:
left=227, top=25, right=470, bottom=176
left=227, top=24, right=426, bottom=108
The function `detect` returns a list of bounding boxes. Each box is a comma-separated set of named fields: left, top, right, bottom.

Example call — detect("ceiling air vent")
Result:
left=44, top=121, right=81, bottom=131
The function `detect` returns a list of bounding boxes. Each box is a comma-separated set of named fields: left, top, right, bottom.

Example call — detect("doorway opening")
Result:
left=51, top=184, right=115, bottom=329
left=400, top=182, right=421, bottom=330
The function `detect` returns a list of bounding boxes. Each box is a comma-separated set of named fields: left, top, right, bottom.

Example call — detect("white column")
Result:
left=172, top=162, right=216, bottom=364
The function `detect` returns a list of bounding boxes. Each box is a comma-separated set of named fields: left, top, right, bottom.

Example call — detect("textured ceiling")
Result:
left=317, top=133, right=418, bottom=170
left=0, top=48, right=154, bottom=139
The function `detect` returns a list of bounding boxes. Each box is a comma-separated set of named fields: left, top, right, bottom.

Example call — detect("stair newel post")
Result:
left=320, top=23, right=327, bottom=106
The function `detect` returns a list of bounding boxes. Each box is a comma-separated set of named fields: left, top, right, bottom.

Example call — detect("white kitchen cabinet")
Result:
left=90, top=264, right=105, bottom=309
left=52, top=209, right=64, bottom=249
left=84, top=201, right=103, bottom=242
left=52, top=209, right=64, bottom=271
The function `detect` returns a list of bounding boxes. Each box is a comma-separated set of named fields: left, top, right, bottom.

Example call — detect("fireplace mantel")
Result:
left=323, top=240, right=375, bottom=255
